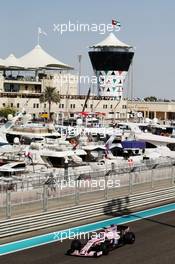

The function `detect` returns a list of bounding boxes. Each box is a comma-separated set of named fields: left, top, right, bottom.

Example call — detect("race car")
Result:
left=66, top=224, right=135, bottom=257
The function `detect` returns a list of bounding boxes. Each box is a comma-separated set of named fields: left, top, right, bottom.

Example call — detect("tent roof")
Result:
left=4, top=54, right=24, bottom=68
left=90, top=33, right=131, bottom=48
left=20, top=45, right=73, bottom=69
left=0, top=58, right=5, bottom=68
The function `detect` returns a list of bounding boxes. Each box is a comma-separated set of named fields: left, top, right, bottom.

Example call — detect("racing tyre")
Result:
left=100, top=243, right=109, bottom=255
left=67, top=249, right=74, bottom=255
left=124, top=232, right=135, bottom=244
left=93, top=252, right=98, bottom=257
left=71, top=239, right=82, bottom=251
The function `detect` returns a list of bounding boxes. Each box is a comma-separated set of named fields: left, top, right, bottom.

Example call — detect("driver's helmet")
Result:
left=110, top=224, right=117, bottom=231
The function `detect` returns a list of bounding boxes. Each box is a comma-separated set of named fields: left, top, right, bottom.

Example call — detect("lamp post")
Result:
left=78, top=55, right=82, bottom=95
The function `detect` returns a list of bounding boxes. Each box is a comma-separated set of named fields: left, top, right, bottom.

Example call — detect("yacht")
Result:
left=6, top=122, right=61, bottom=144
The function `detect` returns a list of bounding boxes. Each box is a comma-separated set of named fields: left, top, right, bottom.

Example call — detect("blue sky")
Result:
left=0, top=0, right=174, bottom=98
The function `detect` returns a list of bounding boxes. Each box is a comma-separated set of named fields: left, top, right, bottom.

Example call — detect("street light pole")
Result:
left=78, top=55, right=82, bottom=95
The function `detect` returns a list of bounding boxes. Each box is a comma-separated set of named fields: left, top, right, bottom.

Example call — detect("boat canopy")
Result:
left=121, top=140, right=146, bottom=149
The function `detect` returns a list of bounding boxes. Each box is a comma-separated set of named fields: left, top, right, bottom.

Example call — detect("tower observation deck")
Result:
left=89, top=33, right=134, bottom=99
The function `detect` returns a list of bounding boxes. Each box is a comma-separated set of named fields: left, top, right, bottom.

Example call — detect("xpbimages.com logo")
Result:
left=60, top=179, right=120, bottom=191
left=53, top=19, right=121, bottom=35
left=53, top=229, right=118, bottom=242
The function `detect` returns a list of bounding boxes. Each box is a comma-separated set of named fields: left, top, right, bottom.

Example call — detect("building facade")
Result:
left=0, top=43, right=174, bottom=124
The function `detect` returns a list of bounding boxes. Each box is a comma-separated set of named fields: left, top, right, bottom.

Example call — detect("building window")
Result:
left=44, top=103, right=46, bottom=108
left=35, top=85, right=41, bottom=93
left=103, top=104, right=107, bottom=109
left=17, top=103, right=20, bottom=108
left=71, top=104, right=76, bottom=109
left=90, top=104, right=93, bottom=109
left=149, top=111, right=154, bottom=119
left=33, top=103, right=35, bottom=108
left=25, top=85, right=28, bottom=90
left=3, top=103, right=5, bottom=107
left=110, top=105, right=113, bottom=109
left=36, top=103, right=39, bottom=108
left=122, top=105, right=127, bottom=109
left=120, top=113, right=125, bottom=118
left=10, top=84, right=14, bottom=92
left=59, top=103, right=64, bottom=109
left=11, top=103, right=13, bottom=107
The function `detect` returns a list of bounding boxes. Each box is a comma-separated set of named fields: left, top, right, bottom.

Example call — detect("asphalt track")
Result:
left=1, top=211, right=175, bottom=264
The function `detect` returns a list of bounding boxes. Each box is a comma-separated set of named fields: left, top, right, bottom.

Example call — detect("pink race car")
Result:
left=66, top=224, right=135, bottom=257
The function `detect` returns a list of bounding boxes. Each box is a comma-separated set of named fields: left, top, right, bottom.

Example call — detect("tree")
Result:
left=0, top=106, right=16, bottom=119
left=40, top=87, right=60, bottom=120
left=144, top=96, right=157, bottom=102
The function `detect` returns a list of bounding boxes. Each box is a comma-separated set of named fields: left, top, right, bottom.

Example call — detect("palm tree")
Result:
left=40, top=87, right=60, bottom=121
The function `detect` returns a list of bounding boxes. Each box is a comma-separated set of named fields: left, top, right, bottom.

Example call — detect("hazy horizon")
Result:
left=0, top=0, right=174, bottom=99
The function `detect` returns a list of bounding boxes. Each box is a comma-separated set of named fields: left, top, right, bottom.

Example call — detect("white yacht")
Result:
left=6, top=122, right=61, bottom=144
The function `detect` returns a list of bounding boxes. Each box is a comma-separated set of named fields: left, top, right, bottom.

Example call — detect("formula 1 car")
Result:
left=66, top=224, right=135, bottom=257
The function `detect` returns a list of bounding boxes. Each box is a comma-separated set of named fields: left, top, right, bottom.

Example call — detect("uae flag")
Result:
left=112, top=19, right=121, bottom=27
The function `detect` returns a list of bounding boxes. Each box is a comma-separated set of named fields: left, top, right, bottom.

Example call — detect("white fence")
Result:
left=0, top=161, right=175, bottom=219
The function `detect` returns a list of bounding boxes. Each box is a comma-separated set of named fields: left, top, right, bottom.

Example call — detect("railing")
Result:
left=0, top=92, right=42, bottom=98
left=0, top=92, right=126, bottom=101
left=0, top=161, right=174, bottom=220
left=4, top=75, right=42, bottom=82
left=0, top=186, right=175, bottom=238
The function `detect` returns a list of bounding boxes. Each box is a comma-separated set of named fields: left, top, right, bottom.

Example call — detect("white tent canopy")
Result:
left=90, top=33, right=131, bottom=48
left=0, top=58, right=5, bottom=67
left=20, top=45, right=73, bottom=69
left=4, top=54, right=23, bottom=68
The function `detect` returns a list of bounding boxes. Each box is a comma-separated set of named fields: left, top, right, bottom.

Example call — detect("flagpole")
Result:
left=37, top=29, right=40, bottom=46
left=78, top=55, right=82, bottom=95
left=37, top=27, right=47, bottom=46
